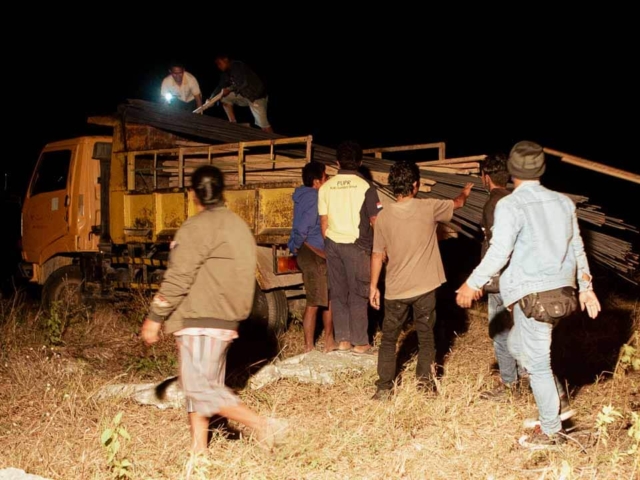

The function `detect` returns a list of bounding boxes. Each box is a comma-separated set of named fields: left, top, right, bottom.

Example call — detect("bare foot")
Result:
left=323, top=339, right=337, bottom=353
left=352, top=344, right=372, bottom=354
left=338, top=341, right=351, bottom=351
left=304, top=345, right=314, bottom=353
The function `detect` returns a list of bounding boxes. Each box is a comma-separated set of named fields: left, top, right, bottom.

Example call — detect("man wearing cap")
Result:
left=456, top=140, right=601, bottom=447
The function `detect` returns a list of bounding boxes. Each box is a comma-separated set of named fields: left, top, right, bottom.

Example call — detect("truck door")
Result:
left=22, top=147, right=75, bottom=262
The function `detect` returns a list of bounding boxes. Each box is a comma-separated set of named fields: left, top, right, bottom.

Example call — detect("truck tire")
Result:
left=250, top=286, right=289, bottom=333
left=41, top=265, right=83, bottom=309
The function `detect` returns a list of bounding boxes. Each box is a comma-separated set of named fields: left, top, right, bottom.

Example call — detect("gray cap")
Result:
left=508, top=141, right=546, bottom=179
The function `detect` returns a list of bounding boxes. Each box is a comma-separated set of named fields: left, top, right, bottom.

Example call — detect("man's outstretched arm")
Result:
left=452, top=183, right=474, bottom=209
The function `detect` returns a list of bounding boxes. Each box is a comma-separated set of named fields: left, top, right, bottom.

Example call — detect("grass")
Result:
left=0, top=287, right=638, bottom=480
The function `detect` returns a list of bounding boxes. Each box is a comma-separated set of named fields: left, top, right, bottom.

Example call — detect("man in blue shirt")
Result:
left=288, top=162, right=336, bottom=352
left=456, top=141, right=601, bottom=448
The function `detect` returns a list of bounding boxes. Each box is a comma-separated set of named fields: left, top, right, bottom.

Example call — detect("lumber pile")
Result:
left=354, top=157, right=639, bottom=285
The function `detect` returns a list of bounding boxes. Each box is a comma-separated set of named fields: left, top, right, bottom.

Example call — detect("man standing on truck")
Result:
left=318, top=140, right=382, bottom=355
left=456, top=141, right=601, bottom=448
left=209, top=54, right=273, bottom=133
left=160, top=62, right=203, bottom=112
left=369, top=161, right=472, bottom=399
left=140, top=165, right=288, bottom=457
left=288, top=162, right=336, bottom=353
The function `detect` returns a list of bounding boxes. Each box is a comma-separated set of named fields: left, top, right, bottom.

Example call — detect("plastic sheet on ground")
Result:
left=249, top=349, right=377, bottom=390
left=0, top=468, right=53, bottom=480
left=94, top=350, right=377, bottom=407
left=95, top=377, right=185, bottom=410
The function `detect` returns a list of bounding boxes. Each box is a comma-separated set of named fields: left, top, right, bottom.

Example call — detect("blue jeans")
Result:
left=508, top=303, right=563, bottom=434
left=488, top=293, right=523, bottom=384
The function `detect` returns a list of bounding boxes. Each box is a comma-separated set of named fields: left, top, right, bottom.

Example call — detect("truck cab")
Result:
left=21, top=136, right=108, bottom=283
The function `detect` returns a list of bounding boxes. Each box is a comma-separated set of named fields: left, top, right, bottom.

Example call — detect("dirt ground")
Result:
left=0, top=284, right=638, bottom=479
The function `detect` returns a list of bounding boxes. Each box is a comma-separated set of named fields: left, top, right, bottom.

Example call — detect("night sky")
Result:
left=5, top=10, right=638, bottom=225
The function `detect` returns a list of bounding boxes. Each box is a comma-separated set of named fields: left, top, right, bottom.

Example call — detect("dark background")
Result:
left=2, top=8, right=638, bottom=287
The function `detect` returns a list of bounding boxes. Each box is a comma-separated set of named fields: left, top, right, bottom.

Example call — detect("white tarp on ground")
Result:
left=95, top=377, right=184, bottom=410
left=249, top=349, right=377, bottom=389
left=95, top=350, right=377, bottom=407
left=0, top=468, right=52, bottom=480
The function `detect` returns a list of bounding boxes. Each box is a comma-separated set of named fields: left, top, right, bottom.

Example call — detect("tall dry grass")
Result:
left=0, top=291, right=638, bottom=480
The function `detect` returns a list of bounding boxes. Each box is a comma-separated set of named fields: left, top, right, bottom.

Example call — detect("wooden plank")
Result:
left=363, top=142, right=445, bottom=154
left=120, top=136, right=311, bottom=157
left=242, top=136, right=312, bottom=148
left=368, top=170, right=432, bottom=192
left=169, top=172, right=302, bottom=187
left=161, top=157, right=306, bottom=170
left=417, top=162, right=479, bottom=170
left=417, top=155, right=487, bottom=167
left=325, top=165, right=338, bottom=176
left=419, top=166, right=477, bottom=175
left=543, top=148, right=640, bottom=185
left=127, top=153, right=135, bottom=191
left=369, top=170, right=390, bottom=185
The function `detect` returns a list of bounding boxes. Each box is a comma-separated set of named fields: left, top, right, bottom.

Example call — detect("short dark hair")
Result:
left=168, top=61, right=185, bottom=70
left=481, top=153, right=509, bottom=187
left=191, top=165, right=224, bottom=207
left=336, top=140, right=363, bottom=171
left=302, top=162, right=326, bottom=187
left=388, top=161, right=420, bottom=197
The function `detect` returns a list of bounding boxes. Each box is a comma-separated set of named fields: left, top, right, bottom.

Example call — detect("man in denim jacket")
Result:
left=456, top=140, right=601, bottom=447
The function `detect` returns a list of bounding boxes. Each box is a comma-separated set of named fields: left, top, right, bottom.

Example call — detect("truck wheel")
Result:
left=41, top=265, right=83, bottom=309
left=250, top=286, right=289, bottom=333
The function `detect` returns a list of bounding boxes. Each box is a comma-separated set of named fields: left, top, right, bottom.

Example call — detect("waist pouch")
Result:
left=518, top=287, right=578, bottom=326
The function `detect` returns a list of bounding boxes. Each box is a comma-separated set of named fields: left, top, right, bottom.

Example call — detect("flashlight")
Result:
left=164, top=93, right=173, bottom=103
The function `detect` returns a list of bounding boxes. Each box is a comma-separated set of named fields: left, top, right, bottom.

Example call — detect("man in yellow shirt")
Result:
left=318, top=141, right=382, bottom=354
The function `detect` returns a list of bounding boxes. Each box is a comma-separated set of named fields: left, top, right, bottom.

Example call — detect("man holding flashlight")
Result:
left=160, top=62, right=203, bottom=112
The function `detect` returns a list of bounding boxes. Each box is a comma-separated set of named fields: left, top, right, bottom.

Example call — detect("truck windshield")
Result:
left=30, top=150, right=72, bottom=196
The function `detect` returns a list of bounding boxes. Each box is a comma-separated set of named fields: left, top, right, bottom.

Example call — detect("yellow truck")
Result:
left=20, top=102, right=312, bottom=331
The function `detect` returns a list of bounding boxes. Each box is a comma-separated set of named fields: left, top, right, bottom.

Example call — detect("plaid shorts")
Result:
left=175, top=334, right=240, bottom=416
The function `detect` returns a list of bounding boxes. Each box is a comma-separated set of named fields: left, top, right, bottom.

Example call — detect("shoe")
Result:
left=371, top=389, right=393, bottom=401
left=523, top=396, right=576, bottom=429
left=254, top=418, right=290, bottom=451
left=479, top=383, right=518, bottom=401
left=519, top=426, right=569, bottom=449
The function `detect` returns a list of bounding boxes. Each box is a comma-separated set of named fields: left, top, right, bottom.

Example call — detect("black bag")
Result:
left=518, top=287, right=578, bottom=326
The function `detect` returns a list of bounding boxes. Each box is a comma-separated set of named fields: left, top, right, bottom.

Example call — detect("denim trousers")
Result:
left=488, top=293, right=523, bottom=384
left=376, top=290, right=436, bottom=391
left=508, top=303, right=563, bottom=434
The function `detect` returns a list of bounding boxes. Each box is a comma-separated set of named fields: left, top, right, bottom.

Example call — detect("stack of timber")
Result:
left=361, top=158, right=639, bottom=285
left=114, top=100, right=640, bottom=284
